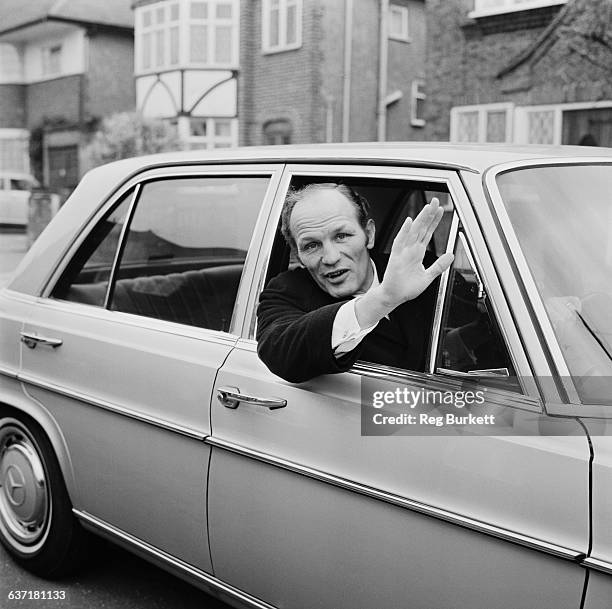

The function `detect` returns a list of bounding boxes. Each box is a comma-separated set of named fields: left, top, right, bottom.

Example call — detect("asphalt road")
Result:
left=0, top=538, right=232, bottom=609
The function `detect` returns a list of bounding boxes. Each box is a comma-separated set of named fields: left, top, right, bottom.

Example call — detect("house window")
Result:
left=189, top=0, right=238, bottom=66
left=389, top=4, right=410, bottom=41
left=42, top=44, right=62, bottom=76
left=263, top=119, right=292, bottom=145
left=469, top=0, right=567, bottom=18
left=410, top=80, right=426, bottom=127
left=139, top=2, right=180, bottom=70
left=262, top=0, right=302, bottom=53
left=450, top=104, right=513, bottom=143
left=187, top=117, right=237, bottom=149
left=137, top=1, right=237, bottom=72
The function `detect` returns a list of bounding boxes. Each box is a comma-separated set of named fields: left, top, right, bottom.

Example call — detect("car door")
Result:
left=18, top=164, right=282, bottom=573
left=208, top=164, right=591, bottom=609
left=7, top=177, right=31, bottom=225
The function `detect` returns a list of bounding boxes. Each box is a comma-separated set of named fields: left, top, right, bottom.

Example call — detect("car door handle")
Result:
left=216, top=386, right=287, bottom=410
left=20, top=331, right=63, bottom=349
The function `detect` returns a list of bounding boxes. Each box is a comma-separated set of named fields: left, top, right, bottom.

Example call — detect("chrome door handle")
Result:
left=20, top=331, right=63, bottom=349
left=217, top=386, right=287, bottom=410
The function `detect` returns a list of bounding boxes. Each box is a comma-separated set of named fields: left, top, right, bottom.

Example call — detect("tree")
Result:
left=83, top=112, right=180, bottom=170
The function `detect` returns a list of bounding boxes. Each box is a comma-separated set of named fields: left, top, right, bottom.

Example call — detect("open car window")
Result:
left=262, top=175, right=454, bottom=374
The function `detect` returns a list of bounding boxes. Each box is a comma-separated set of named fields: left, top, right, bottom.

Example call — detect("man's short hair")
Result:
left=280, top=183, right=372, bottom=253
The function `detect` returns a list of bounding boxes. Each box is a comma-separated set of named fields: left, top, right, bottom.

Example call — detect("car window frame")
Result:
left=42, top=163, right=285, bottom=339
left=246, top=163, right=540, bottom=408
left=483, top=158, right=612, bottom=412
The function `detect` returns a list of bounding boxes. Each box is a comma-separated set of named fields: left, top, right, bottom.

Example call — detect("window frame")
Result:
left=246, top=164, right=533, bottom=403
left=450, top=103, right=514, bottom=144
left=388, top=4, right=410, bottom=42
left=469, top=0, right=567, bottom=19
left=186, top=117, right=239, bottom=149
left=44, top=164, right=285, bottom=339
left=261, top=0, right=303, bottom=54
left=410, top=80, right=426, bottom=128
left=135, top=0, right=239, bottom=73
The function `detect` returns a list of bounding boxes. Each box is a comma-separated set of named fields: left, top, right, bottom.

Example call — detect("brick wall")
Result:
left=0, top=84, right=26, bottom=128
left=85, top=31, right=135, bottom=123
left=26, top=75, right=82, bottom=129
left=386, top=0, right=427, bottom=141
left=345, top=0, right=380, bottom=142
left=424, top=0, right=612, bottom=141
left=240, top=0, right=320, bottom=145
left=424, top=0, right=555, bottom=140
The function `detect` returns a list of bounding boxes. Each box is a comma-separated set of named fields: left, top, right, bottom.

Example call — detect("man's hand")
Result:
left=355, top=198, right=454, bottom=329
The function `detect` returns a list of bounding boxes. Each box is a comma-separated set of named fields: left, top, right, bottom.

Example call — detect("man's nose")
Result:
left=320, top=241, right=341, bottom=265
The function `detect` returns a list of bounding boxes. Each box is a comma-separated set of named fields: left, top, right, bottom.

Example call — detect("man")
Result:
left=256, top=183, right=454, bottom=382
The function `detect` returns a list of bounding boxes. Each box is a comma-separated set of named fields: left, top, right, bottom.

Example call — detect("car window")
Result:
left=108, top=175, right=269, bottom=332
left=9, top=178, right=31, bottom=191
left=261, top=175, right=453, bottom=373
left=51, top=190, right=134, bottom=306
left=436, top=230, right=520, bottom=390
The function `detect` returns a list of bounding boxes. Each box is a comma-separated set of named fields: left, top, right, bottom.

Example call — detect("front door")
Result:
left=208, top=165, right=590, bottom=609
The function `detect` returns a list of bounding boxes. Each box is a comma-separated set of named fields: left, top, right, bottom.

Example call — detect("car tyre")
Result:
left=0, top=410, right=88, bottom=577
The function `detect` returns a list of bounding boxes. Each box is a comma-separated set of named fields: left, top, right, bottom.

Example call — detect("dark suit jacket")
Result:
left=256, top=256, right=437, bottom=382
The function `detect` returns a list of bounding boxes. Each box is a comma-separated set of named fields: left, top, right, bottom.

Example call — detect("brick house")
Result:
left=0, top=0, right=135, bottom=189
left=425, top=0, right=612, bottom=147
left=132, top=0, right=427, bottom=148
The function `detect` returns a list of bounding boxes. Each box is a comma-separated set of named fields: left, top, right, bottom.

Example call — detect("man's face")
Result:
left=290, top=189, right=375, bottom=299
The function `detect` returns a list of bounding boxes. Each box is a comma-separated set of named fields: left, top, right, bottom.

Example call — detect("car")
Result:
left=1, top=143, right=611, bottom=609
left=0, top=172, right=39, bottom=227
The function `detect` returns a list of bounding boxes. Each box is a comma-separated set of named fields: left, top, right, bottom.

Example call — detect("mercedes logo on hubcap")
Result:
left=4, top=465, right=26, bottom=507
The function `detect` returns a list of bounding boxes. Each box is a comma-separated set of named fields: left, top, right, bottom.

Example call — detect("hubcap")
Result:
left=0, top=422, right=50, bottom=551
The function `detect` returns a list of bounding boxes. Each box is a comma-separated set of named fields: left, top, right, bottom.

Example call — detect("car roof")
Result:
left=88, top=141, right=612, bottom=181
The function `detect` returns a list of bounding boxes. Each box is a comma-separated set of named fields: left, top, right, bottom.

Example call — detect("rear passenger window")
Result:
left=53, top=175, right=269, bottom=334
left=108, top=176, right=268, bottom=331
left=51, top=190, right=134, bottom=306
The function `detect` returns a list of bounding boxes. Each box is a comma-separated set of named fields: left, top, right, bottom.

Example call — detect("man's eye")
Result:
left=336, top=233, right=349, bottom=241
left=302, top=242, right=318, bottom=252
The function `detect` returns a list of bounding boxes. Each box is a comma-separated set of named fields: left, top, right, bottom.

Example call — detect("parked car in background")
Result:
left=1, top=144, right=611, bottom=609
left=0, top=172, right=38, bottom=227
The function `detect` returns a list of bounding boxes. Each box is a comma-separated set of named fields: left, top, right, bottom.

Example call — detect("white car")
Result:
left=1, top=144, right=612, bottom=609
left=0, top=172, right=38, bottom=226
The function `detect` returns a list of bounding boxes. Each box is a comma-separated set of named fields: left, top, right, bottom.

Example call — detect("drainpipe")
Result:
left=324, top=94, right=334, bottom=143
left=342, top=0, right=353, bottom=142
left=377, top=0, right=389, bottom=141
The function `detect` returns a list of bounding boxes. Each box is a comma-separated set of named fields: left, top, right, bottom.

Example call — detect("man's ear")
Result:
left=365, top=219, right=375, bottom=249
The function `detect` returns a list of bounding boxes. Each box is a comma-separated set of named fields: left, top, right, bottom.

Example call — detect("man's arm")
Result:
left=354, top=198, right=454, bottom=329
left=256, top=275, right=364, bottom=382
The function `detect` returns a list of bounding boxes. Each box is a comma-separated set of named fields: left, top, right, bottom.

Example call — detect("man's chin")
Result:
left=324, top=283, right=354, bottom=299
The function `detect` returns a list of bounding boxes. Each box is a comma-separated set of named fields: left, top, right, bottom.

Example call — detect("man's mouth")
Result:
left=325, top=269, right=349, bottom=282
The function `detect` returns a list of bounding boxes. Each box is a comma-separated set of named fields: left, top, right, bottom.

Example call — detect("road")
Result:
left=1, top=228, right=232, bottom=608
left=0, top=539, right=231, bottom=609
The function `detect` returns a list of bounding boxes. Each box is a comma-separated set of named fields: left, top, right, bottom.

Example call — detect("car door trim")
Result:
left=18, top=373, right=207, bottom=441
left=582, top=557, right=612, bottom=575
left=0, top=364, right=18, bottom=379
left=73, top=509, right=277, bottom=609
left=206, top=436, right=584, bottom=563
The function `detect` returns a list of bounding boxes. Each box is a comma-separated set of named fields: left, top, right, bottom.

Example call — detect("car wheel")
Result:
left=0, top=411, right=87, bottom=577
